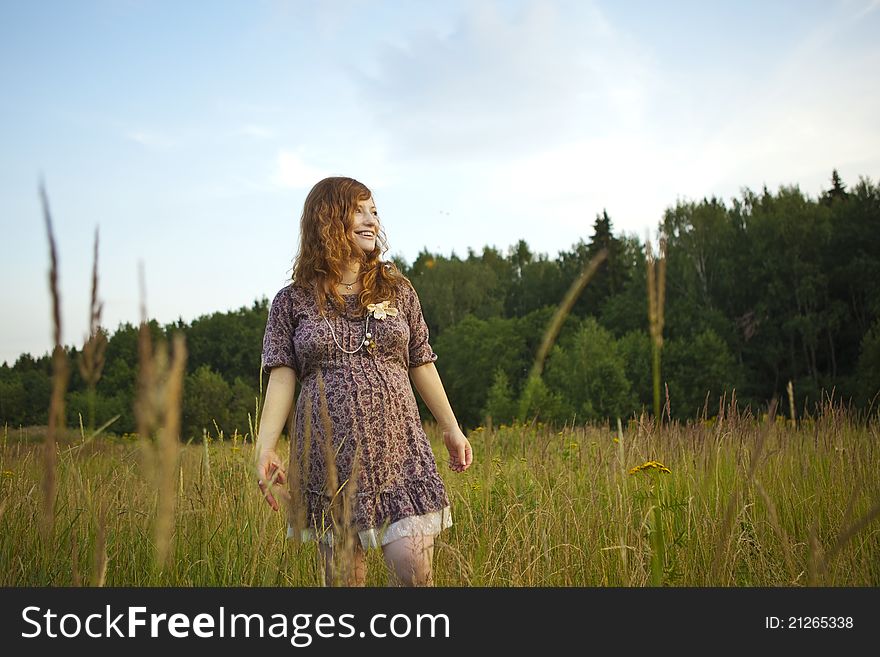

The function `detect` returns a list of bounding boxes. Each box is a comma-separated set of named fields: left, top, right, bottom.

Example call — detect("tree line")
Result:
left=2, top=171, right=878, bottom=437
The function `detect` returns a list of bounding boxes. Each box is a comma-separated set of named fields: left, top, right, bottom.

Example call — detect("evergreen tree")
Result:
left=822, top=169, right=849, bottom=206
left=558, top=210, right=627, bottom=318
left=588, top=209, right=621, bottom=298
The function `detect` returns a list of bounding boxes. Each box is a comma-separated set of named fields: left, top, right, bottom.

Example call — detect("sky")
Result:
left=1, top=0, right=879, bottom=366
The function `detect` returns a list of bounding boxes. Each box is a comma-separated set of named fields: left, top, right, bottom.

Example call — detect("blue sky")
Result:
left=2, top=0, right=878, bottom=366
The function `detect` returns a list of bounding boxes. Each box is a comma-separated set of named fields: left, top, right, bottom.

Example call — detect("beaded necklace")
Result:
left=322, top=296, right=376, bottom=354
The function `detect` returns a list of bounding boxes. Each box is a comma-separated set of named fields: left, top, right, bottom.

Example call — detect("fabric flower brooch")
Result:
left=367, top=300, right=399, bottom=320
left=355, top=301, right=398, bottom=355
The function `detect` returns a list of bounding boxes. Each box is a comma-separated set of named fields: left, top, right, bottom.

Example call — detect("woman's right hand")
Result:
left=256, top=448, right=289, bottom=511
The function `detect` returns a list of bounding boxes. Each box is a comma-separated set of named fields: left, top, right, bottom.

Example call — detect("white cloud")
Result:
left=692, top=13, right=880, bottom=198
left=240, top=124, right=274, bottom=139
left=354, top=0, right=658, bottom=162
left=485, top=131, right=717, bottom=239
left=458, top=0, right=879, bottom=238
left=125, top=130, right=175, bottom=150
left=271, top=150, right=331, bottom=189
left=855, top=0, right=880, bottom=19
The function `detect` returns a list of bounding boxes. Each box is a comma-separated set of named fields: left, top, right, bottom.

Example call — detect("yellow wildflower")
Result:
left=628, top=460, right=671, bottom=475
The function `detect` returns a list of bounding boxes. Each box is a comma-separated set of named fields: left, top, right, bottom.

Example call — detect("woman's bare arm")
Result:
left=255, top=366, right=296, bottom=509
left=408, top=362, right=456, bottom=430
left=409, top=362, right=473, bottom=471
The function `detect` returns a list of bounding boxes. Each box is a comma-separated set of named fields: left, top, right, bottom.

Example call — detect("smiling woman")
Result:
left=254, top=176, right=473, bottom=587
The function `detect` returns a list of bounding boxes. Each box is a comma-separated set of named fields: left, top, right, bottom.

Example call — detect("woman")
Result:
left=256, top=176, right=473, bottom=587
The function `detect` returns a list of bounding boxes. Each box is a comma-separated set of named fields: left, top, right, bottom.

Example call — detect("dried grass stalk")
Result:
left=92, top=500, right=108, bottom=587
left=39, top=183, right=70, bottom=540
left=315, top=371, right=364, bottom=585
left=155, top=333, right=187, bottom=568
left=286, top=392, right=310, bottom=545
left=78, top=228, right=107, bottom=431
left=133, top=263, right=188, bottom=572
left=646, top=234, right=667, bottom=426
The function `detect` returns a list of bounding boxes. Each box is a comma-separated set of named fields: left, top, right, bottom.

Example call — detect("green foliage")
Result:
left=19, top=369, right=52, bottom=425
left=543, top=318, right=636, bottom=423
left=854, top=319, right=880, bottom=408
left=433, top=316, right=527, bottom=428
left=183, top=365, right=233, bottom=440
left=99, top=357, right=136, bottom=399
left=229, top=376, right=259, bottom=437
left=559, top=210, right=631, bottom=317
left=515, top=374, right=568, bottom=425
left=66, top=390, right=127, bottom=433
left=0, top=368, right=27, bottom=425
left=598, top=236, right=648, bottom=337
left=482, top=368, right=518, bottom=426
left=663, top=329, right=742, bottom=419
left=505, top=254, right=567, bottom=318
left=183, top=299, right=268, bottom=381
left=617, top=330, right=653, bottom=411
left=410, top=253, right=506, bottom=336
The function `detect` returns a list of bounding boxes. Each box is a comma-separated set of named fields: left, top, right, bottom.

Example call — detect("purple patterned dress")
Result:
left=260, top=278, right=452, bottom=549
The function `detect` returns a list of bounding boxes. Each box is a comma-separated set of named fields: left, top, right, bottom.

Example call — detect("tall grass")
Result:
left=2, top=402, right=877, bottom=585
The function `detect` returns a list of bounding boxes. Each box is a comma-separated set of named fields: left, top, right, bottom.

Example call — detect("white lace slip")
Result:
left=287, top=505, right=453, bottom=550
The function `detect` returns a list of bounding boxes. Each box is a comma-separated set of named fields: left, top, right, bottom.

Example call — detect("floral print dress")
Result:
left=260, top=279, right=452, bottom=549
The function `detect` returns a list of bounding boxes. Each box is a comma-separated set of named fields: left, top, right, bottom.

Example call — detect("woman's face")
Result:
left=348, top=196, right=379, bottom=255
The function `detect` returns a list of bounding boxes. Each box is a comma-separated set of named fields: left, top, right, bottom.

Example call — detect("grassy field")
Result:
left=6, top=200, right=876, bottom=587
left=2, top=402, right=878, bottom=587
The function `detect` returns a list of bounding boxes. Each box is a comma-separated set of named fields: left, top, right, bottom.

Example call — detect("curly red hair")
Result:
left=291, top=176, right=409, bottom=315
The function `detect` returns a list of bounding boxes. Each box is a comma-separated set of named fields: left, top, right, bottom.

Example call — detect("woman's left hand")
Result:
left=442, top=425, right=473, bottom=472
